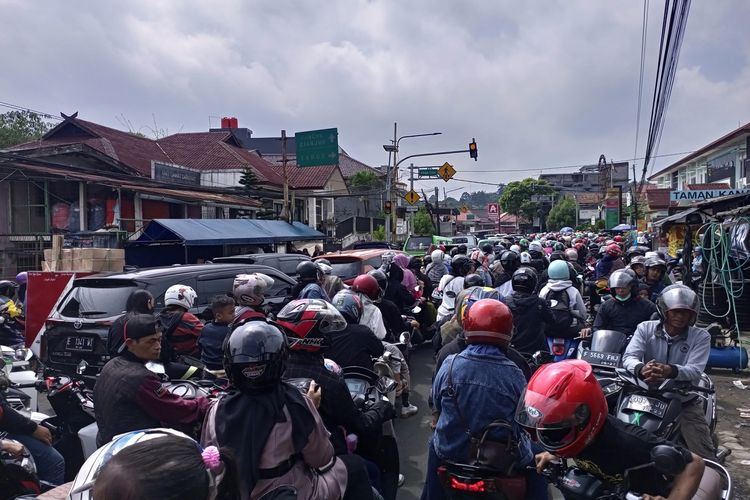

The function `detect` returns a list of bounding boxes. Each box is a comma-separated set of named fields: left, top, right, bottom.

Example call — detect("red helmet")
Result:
left=515, top=360, right=607, bottom=458
left=462, top=299, right=513, bottom=348
left=606, top=244, right=622, bottom=258
left=613, top=235, right=624, bottom=243
left=351, top=274, right=380, bottom=301
left=275, top=299, right=347, bottom=353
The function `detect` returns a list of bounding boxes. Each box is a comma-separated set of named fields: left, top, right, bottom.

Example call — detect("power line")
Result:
left=0, top=101, right=63, bottom=121
left=632, top=0, right=649, bottom=162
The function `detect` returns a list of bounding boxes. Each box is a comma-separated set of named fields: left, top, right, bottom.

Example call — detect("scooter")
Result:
left=546, top=335, right=583, bottom=362
left=1, top=344, right=38, bottom=411
left=0, top=435, right=55, bottom=497
left=540, top=444, right=733, bottom=499
left=576, top=330, right=630, bottom=408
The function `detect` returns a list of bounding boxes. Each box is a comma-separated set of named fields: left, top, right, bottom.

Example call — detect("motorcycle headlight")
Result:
left=14, top=348, right=29, bottom=361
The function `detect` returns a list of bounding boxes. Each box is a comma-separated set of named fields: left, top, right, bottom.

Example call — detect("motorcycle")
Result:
left=2, top=345, right=38, bottom=411
left=540, top=444, right=732, bottom=499
left=547, top=335, right=584, bottom=362
left=0, top=434, right=55, bottom=497
left=612, top=368, right=728, bottom=462
left=576, top=330, right=630, bottom=407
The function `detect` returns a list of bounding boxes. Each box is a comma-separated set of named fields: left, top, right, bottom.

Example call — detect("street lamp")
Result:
left=382, top=128, right=442, bottom=242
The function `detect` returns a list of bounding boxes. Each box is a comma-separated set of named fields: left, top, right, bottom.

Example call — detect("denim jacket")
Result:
left=432, top=343, right=533, bottom=465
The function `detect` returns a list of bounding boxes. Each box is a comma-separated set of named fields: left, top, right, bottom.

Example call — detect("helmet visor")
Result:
left=515, top=388, right=591, bottom=450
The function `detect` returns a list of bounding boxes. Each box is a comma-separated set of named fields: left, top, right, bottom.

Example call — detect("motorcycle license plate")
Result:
left=65, top=336, right=95, bottom=352
left=625, top=395, right=668, bottom=417
left=580, top=350, right=621, bottom=368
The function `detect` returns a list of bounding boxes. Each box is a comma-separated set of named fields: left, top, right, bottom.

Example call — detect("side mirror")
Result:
left=77, top=360, right=89, bottom=375
left=399, top=331, right=411, bottom=345
left=145, top=361, right=166, bottom=375
left=376, top=376, right=398, bottom=395
left=650, top=445, right=688, bottom=476
left=532, top=351, right=553, bottom=366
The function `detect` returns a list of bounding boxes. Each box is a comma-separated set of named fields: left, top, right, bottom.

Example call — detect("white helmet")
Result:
left=510, top=244, right=522, bottom=254
left=528, top=241, right=543, bottom=253
left=164, top=284, right=197, bottom=310
left=520, top=251, right=532, bottom=265
left=233, top=273, right=274, bottom=307
left=68, top=428, right=202, bottom=500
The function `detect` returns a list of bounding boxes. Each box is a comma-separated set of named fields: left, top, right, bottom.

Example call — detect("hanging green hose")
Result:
left=698, top=218, right=750, bottom=367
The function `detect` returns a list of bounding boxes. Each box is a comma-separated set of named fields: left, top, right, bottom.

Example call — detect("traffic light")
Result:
left=469, top=138, right=478, bottom=161
left=383, top=200, right=392, bottom=215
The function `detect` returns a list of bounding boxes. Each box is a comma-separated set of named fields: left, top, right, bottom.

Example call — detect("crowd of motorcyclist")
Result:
left=0, top=229, right=727, bottom=499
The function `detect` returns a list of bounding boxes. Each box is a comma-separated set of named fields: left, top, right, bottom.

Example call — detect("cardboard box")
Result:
left=107, top=259, right=125, bottom=273
left=51, top=235, right=63, bottom=255
left=78, top=259, right=109, bottom=272
left=60, top=249, right=73, bottom=271
left=42, top=261, right=57, bottom=272
left=44, top=249, right=59, bottom=262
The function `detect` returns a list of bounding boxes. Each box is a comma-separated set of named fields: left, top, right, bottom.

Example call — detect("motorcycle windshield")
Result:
left=590, top=330, right=627, bottom=353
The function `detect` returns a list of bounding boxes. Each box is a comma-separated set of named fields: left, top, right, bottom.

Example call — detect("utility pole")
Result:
left=281, top=129, right=290, bottom=222
left=632, top=163, right=639, bottom=229
left=390, top=123, right=398, bottom=242
left=435, top=187, right=440, bottom=236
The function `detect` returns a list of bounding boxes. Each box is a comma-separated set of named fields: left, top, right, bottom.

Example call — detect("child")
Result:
left=199, top=295, right=235, bottom=371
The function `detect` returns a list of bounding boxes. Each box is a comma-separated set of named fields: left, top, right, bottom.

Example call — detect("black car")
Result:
left=41, top=263, right=296, bottom=375
left=212, top=253, right=311, bottom=278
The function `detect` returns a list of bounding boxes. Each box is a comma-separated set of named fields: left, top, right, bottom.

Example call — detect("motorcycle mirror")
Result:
left=145, top=361, right=166, bottom=375
left=77, top=360, right=88, bottom=375
left=412, top=306, right=422, bottom=314
left=399, top=332, right=411, bottom=345
left=650, top=445, right=688, bottom=476
left=532, top=351, right=553, bottom=366
left=376, top=376, right=397, bottom=395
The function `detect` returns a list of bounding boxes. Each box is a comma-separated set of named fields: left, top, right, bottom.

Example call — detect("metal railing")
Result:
left=0, top=233, right=51, bottom=279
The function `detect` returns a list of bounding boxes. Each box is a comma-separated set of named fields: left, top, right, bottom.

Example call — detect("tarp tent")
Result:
left=126, top=219, right=324, bottom=266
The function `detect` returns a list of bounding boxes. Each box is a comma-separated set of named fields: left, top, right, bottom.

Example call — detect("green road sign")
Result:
left=295, top=128, right=339, bottom=167
left=418, top=168, right=439, bottom=178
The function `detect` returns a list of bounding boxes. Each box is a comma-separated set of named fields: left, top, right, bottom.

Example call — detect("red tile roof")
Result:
left=337, top=154, right=384, bottom=179
left=686, top=183, right=730, bottom=190
left=287, top=165, right=337, bottom=189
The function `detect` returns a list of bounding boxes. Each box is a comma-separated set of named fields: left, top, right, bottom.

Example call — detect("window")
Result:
left=10, top=181, right=47, bottom=233
left=59, top=282, right=139, bottom=318
left=196, top=277, right=235, bottom=309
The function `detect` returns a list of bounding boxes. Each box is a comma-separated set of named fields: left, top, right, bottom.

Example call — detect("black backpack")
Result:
left=546, top=288, right=579, bottom=337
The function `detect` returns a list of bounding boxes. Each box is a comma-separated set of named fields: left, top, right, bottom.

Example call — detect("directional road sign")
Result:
left=487, top=203, right=499, bottom=220
left=418, top=168, right=439, bottom=178
left=295, top=128, right=339, bottom=167
left=404, top=190, right=420, bottom=205
left=438, top=162, right=456, bottom=182
left=406, top=205, right=419, bottom=212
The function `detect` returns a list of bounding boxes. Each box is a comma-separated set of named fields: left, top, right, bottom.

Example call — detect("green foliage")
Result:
left=413, top=208, right=435, bottom=235
left=546, top=196, right=577, bottom=231
left=0, top=110, right=53, bottom=148
left=499, top=178, right=555, bottom=222
left=350, top=171, right=381, bottom=192
left=373, top=225, right=386, bottom=241
left=238, top=168, right=259, bottom=194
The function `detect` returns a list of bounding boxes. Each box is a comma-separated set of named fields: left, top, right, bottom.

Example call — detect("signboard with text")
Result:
left=152, top=162, right=201, bottom=186
left=670, top=188, right=750, bottom=202
left=295, top=128, right=339, bottom=167
left=487, top=203, right=499, bottom=220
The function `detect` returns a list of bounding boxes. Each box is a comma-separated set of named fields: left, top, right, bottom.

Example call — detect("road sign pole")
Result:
left=281, top=129, right=290, bottom=222
left=409, top=163, right=415, bottom=236
left=390, top=122, right=398, bottom=242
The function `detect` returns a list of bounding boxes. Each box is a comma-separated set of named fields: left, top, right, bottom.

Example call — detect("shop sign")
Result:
left=670, top=188, right=750, bottom=202
left=152, top=162, right=201, bottom=186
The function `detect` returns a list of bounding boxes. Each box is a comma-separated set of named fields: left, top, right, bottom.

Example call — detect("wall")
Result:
left=201, top=170, right=241, bottom=188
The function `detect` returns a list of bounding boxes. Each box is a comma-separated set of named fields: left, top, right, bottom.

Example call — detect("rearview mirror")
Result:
left=399, top=331, right=411, bottom=345
left=650, top=445, right=688, bottom=476
left=376, top=376, right=398, bottom=395
left=77, top=360, right=88, bottom=375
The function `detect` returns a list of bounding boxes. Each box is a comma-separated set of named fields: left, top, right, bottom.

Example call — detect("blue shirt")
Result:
left=199, top=321, right=230, bottom=370
left=432, top=343, right=533, bottom=465
left=298, top=283, right=331, bottom=302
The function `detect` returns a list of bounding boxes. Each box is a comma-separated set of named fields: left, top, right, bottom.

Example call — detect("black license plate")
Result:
left=65, top=336, right=95, bottom=352
left=581, top=350, right=622, bottom=368
left=625, top=395, right=669, bottom=417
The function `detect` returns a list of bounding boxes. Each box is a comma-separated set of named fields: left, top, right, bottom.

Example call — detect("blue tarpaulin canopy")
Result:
left=132, top=219, right=325, bottom=246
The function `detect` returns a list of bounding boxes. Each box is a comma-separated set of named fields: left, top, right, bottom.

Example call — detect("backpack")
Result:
left=546, top=288, right=579, bottom=337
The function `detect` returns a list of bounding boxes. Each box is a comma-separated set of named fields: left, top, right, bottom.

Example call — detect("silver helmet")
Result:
left=656, top=284, right=699, bottom=324
left=608, top=269, right=636, bottom=290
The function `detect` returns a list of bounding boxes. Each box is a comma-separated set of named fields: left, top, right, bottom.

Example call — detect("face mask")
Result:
left=615, top=293, right=631, bottom=302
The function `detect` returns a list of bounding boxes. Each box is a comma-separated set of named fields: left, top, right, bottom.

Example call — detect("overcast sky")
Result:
left=2, top=0, right=749, bottom=196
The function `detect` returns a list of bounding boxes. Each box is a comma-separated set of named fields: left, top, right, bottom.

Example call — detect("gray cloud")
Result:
left=1, top=0, right=747, bottom=193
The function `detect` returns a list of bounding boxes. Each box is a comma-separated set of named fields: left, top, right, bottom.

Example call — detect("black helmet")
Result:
left=297, top=261, right=321, bottom=282
left=408, top=256, right=423, bottom=271
left=481, top=243, right=493, bottom=254
left=626, top=246, right=646, bottom=258
left=500, top=250, right=520, bottom=274
left=451, top=255, right=473, bottom=277
left=553, top=242, right=565, bottom=251
left=224, top=321, right=288, bottom=392
left=457, top=244, right=468, bottom=255
left=511, top=267, right=538, bottom=294
left=549, top=250, right=565, bottom=262
left=331, top=289, right=364, bottom=324
left=387, top=262, right=404, bottom=282
left=644, top=257, right=667, bottom=272
left=450, top=247, right=459, bottom=257
left=0, top=280, right=18, bottom=297
left=464, top=274, right=484, bottom=289
left=368, top=269, right=387, bottom=291
left=275, top=299, right=346, bottom=353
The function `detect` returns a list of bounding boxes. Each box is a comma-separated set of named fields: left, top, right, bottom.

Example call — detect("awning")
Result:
left=653, top=207, right=700, bottom=228
left=131, top=219, right=324, bottom=246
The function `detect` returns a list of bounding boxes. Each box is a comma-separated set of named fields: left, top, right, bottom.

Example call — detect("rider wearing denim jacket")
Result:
left=422, top=298, right=546, bottom=500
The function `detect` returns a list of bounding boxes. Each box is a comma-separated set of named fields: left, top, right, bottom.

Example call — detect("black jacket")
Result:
left=593, top=296, right=658, bottom=336
left=501, top=292, right=554, bottom=356
left=285, top=352, right=393, bottom=455
left=326, top=324, right=384, bottom=370
left=0, top=395, right=37, bottom=435
left=94, top=351, right=208, bottom=446
left=376, top=299, right=409, bottom=343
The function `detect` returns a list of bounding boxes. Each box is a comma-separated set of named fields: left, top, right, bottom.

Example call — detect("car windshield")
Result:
left=58, top=282, right=139, bottom=319
left=406, top=237, right=432, bottom=251
left=328, top=260, right=363, bottom=280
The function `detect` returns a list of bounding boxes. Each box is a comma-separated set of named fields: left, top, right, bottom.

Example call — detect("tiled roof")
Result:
left=338, top=154, right=384, bottom=179
left=645, top=188, right=674, bottom=210
left=686, top=183, right=730, bottom=190
left=574, top=193, right=602, bottom=205
left=287, top=165, right=337, bottom=189
left=158, top=132, right=284, bottom=185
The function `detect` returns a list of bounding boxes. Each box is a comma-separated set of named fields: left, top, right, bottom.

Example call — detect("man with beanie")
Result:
left=94, top=314, right=209, bottom=446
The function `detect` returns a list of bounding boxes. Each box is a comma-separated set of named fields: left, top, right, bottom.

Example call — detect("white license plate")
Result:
left=625, top=395, right=668, bottom=417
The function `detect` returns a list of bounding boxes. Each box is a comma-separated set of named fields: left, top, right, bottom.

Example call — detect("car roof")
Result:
left=214, top=253, right=310, bottom=263
left=75, top=263, right=288, bottom=281
left=314, top=249, right=405, bottom=260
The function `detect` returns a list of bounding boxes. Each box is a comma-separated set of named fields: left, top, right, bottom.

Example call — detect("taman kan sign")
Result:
left=670, top=188, right=750, bottom=202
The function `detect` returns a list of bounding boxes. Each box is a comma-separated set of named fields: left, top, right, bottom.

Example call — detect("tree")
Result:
left=499, top=178, right=555, bottom=223
left=372, top=225, right=386, bottom=241
left=413, top=208, right=435, bottom=235
left=350, top=171, right=380, bottom=192
left=546, top=196, right=577, bottom=230
left=0, top=110, right=53, bottom=148
left=238, top=167, right=259, bottom=194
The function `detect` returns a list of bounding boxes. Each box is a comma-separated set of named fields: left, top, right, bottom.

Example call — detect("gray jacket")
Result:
left=622, top=320, right=710, bottom=383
